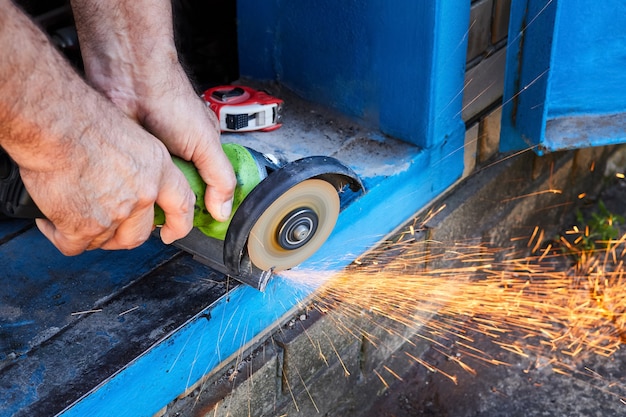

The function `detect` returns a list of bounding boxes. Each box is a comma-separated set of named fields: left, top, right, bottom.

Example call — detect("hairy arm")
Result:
left=70, top=0, right=236, bottom=222
left=0, top=0, right=196, bottom=254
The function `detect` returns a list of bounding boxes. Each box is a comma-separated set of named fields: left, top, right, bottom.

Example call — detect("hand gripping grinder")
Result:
left=0, top=145, right=363, bottom=291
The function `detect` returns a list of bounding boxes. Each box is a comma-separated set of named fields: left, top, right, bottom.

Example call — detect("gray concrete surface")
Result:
left=364, top=330, right=626, bottom=417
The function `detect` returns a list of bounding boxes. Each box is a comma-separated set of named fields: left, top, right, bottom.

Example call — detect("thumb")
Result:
left=157, top=163, right=196, bottom=244
left=194, top=145, right=236, bottom=223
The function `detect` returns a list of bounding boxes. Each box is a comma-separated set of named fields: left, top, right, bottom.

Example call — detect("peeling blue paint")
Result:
left=0, top=230, right=179, bottom=368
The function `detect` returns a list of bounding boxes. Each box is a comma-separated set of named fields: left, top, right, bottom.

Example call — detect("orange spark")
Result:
left=282, top=219, right=626, bottom=400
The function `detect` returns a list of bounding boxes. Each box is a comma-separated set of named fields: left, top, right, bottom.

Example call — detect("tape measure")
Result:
left=202, top=85, right=283, bottom=132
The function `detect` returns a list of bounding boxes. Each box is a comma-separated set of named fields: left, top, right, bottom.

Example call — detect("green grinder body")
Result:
left=154, top=143, right=267, bottom=240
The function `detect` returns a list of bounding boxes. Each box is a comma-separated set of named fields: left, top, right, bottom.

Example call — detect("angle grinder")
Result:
left=0, top=144, right=363, bottom=290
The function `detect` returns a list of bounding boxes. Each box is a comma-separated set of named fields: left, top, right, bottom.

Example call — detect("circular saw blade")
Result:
left=247, top=179, right=340, bottom=271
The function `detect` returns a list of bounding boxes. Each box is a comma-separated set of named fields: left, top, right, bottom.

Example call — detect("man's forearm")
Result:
left=0, top=0, right=101, bottom=171
left=70, top=0, right=179, bottom=119
left=70, top=0, right=237, bottom=222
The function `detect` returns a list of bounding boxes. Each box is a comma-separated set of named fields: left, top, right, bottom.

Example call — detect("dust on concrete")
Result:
left=226, top=81, right=418, bottom=180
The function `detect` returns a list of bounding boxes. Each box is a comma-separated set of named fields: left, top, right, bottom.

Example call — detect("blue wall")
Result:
left=237, top=1, right=469, bottom=150
left=501, top=0, right=626, bottom=153
left=549, top=0, right=626, bottom=118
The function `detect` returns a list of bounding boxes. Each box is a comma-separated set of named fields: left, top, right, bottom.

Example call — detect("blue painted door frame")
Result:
left=501, top=0, right=626, bottom=153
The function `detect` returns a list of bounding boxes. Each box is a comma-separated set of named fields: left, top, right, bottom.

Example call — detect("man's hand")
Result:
left=23, top=122, right=197, bottom=255
left=71, top=0, right=237, bottom=223
left=0, top=0, right=198, bottom=254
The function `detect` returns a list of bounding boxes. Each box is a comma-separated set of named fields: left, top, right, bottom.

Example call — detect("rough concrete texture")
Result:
left=364, top=328, right=626, bottom=417
left=164, top=143, right=626, bottom=417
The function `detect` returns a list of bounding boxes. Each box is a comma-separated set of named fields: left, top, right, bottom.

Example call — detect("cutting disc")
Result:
left=247, top=179, right=340, bottom=271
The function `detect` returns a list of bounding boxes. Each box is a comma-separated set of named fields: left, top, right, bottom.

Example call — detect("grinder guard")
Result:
left=174, top=151, right=363, bottom=291
left=226, top=156, right=363, bottom=273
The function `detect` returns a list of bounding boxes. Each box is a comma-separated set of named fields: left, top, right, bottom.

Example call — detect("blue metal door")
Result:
left=501, top=0, right=626, bottom=154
